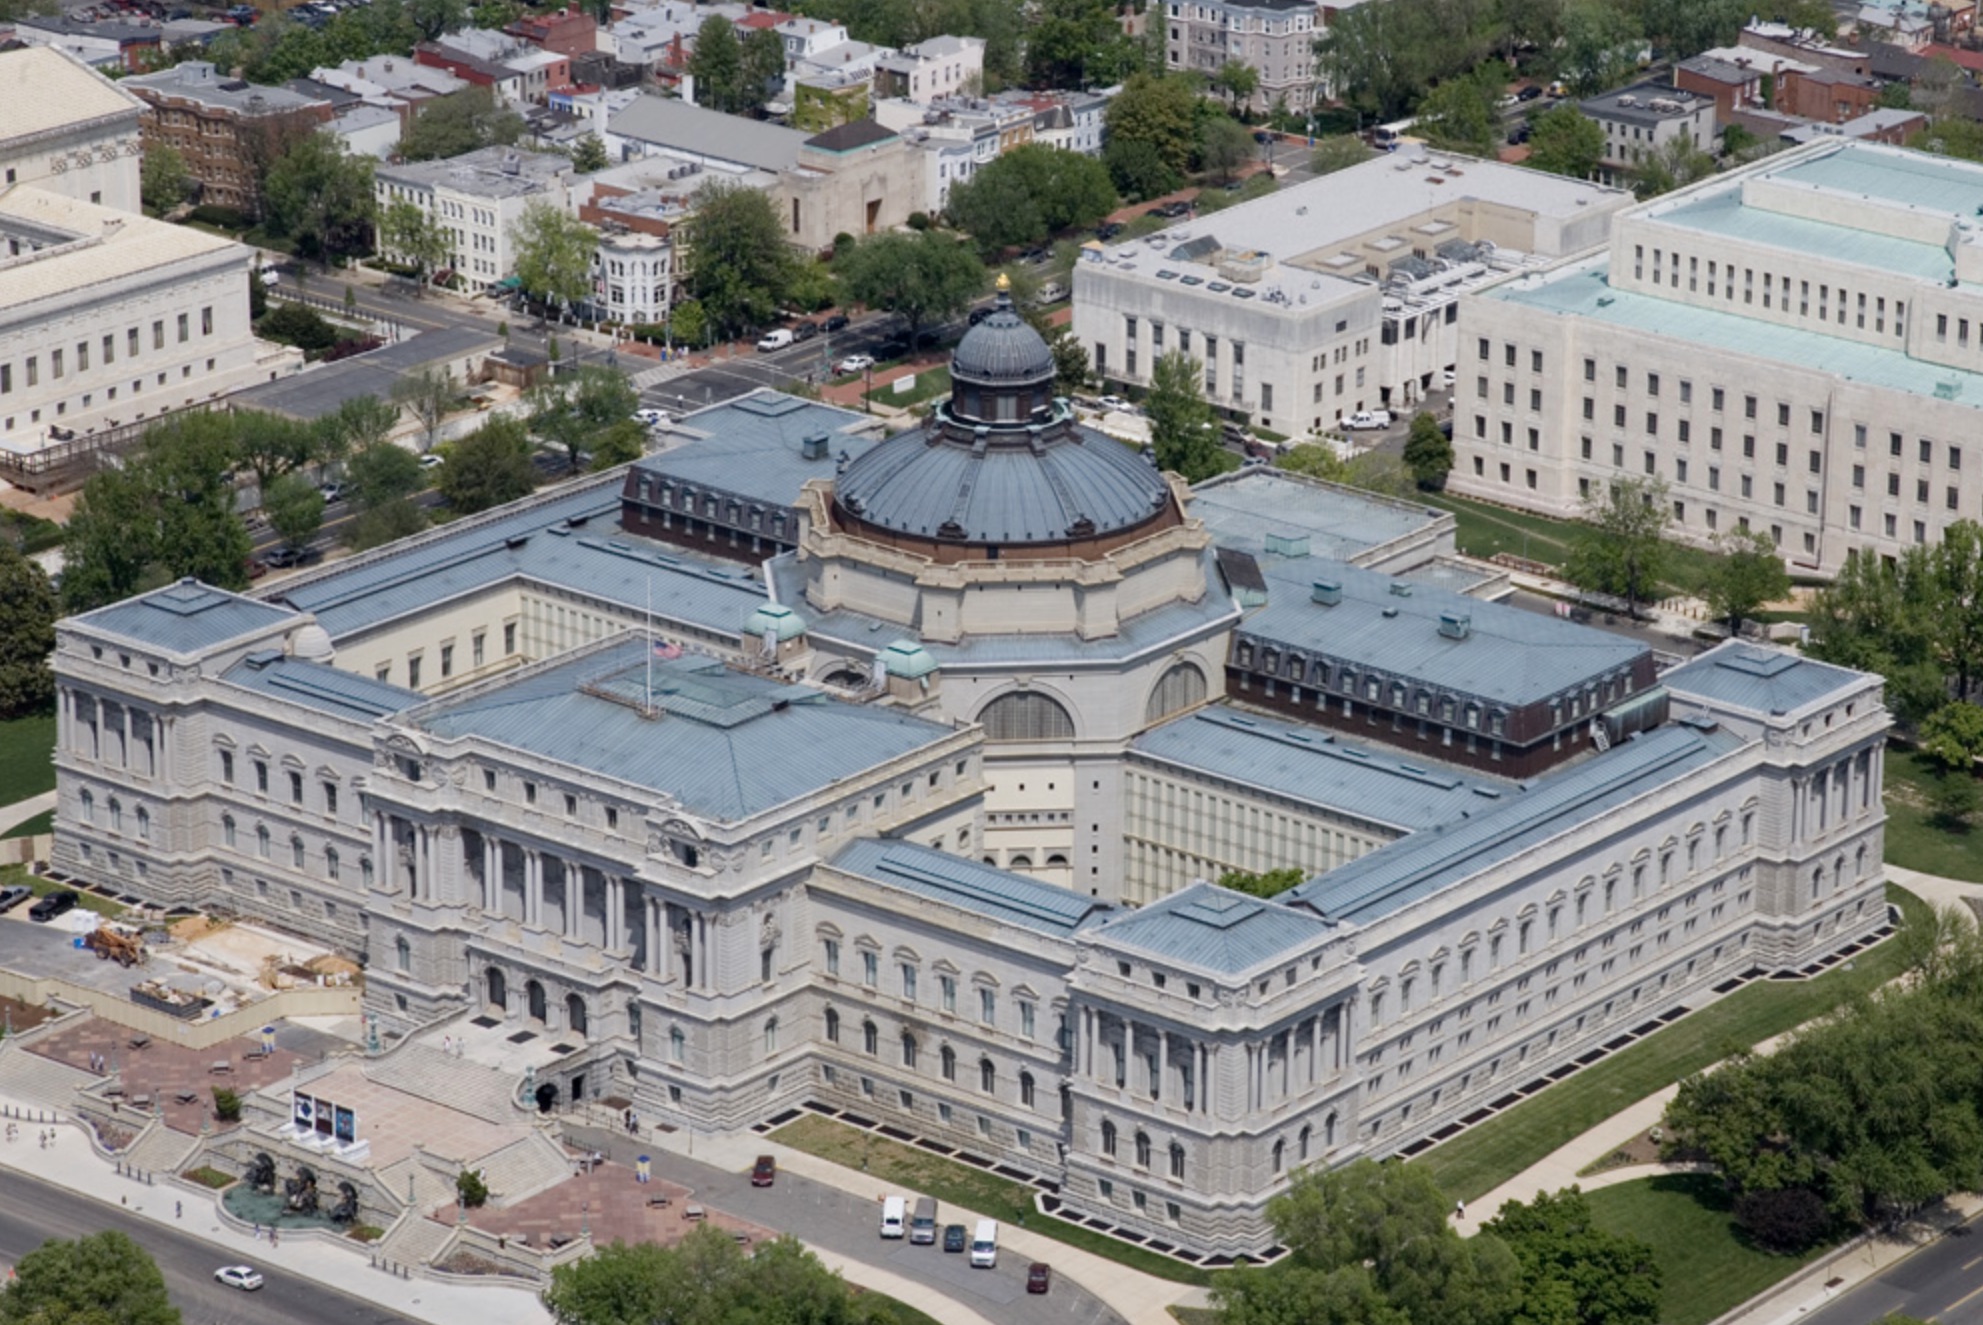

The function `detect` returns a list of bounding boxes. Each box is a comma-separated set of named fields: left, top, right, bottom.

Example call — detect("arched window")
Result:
left=978, top=692, right=1075, bottom=742
left=1145, top=662, right=1209, bottom=724
left=1009, top=854, right=1033, bottom=869
left=863, top=1019, right=878, bottom=1055
left=940, top=1045, right=956, bottom=1080
left=669, top=1026, right=685, bottom=1062
left=901, top=1033, right=918, bottom=1068
left=1324, top=1112, right=1337, bottom=1148
left=825, top=1007, right=841, bottom=1042
left=567, top=994, right=588, bottom=1035
left=527, top=980, right=546, bottom=1021
left=1272, top=1139, right=1285, bottom=1173
left=325, top=846, right=340, bottom=882
left=135, top=807, right=150, bottom=841
left=1298, top=1124, right=1311, bottom=1162
left=486, top=966, right=506, bottom=1009
left=394, top=936, right=410, bottom=971
left=221, top=813, right=234, bottom=847
left=765, top=1018, right=780, bottom=1054
left=108, top=798, right=122, bottom=832
left=256, top=825, right=271, bottom=858
left=1019, top=1070, right=1035, bottom=1108
left=1045, top=853, right=1069, bottom=867
left=1134, top=1131, right=1152, bottom=1167
left=80, top=790, right=94, bottom=823
left=1169, top=1142, right=1185, bottom=1179
left=979, top=1057, right=996, bottom=1093
left=1101, top=1120, right=1117, bottom=1156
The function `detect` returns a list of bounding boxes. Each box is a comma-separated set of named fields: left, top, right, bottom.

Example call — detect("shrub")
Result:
left=457, top=1168, right=489, bottom=1207
left=182, top=1165, right=236, bottom=1189
left=210, top=1087, right=242, bottom=1122
left=256, top=302, right=339, bottom=353
left=1734, top=1187, right=1831, bottom=1253
left=906, top=211, right=931, bottom=230
left=189, top=203, right=250, bottom=229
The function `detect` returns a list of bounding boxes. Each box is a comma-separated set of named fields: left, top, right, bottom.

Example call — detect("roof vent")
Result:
left=1389, top=580, right=1413, bottom=597
left=1438, top=610, right=1471, bottom=640
left=1311, top=579, right=1341, bottom=605
left=1382, top=606, right=1400, bottom=618
left=800, top=432, right=830, bottom=460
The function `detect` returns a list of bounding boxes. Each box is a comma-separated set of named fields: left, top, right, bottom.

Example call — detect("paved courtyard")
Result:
left=29, top=1020, right=310, bottom=1134
left=443, top=1160, right=771, bottom=1251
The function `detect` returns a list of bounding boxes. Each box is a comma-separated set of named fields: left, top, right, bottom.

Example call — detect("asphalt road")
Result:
left=1801, top=1215, right=1983, bottom=1325
left=0, top=1167, right=416, bottom=1325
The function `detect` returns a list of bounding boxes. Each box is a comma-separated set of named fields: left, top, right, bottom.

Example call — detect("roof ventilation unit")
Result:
left=1311, top=579, right=1342, bottom=605
left=1438, top=610, right=1471, bottom=640
left=800, top=432, right=831, bottom=460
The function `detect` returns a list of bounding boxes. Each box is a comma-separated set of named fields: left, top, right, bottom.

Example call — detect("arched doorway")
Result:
left=486, top=967, right=507, bottom=1011
left=566, top=993, right=588, bottom=1036
left=526, top=979, right=547, bottom=1023
left=534, top=1082, right=558, bottom=1113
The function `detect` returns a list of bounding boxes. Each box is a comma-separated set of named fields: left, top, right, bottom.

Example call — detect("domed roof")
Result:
left=289, top=623, right=335, bottom=663
left=951, top=284, right=1055, bottom=386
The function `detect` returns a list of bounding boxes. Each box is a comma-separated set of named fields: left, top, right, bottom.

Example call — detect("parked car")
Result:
left=751, top=1155, right=776, bottom=1187
left=1020, top=247, right=1051, bottom=265
left=1223, top=178, right=1245, bottom=192
left=822, top=314, right=850, bottom=333
left=215, top=1266, right=264, bottom=1291
left=793, top=321, right=819, bottom=342
left=837, top=353, right=875, bottom=375
left=1344, top=409, right=1393, bottom=430
left=942, top=1224, right=967, bottom=1253
left=1253, top=129, right=1275, bottom=144
left=872, top=337, right=910, bottom=360
left=262, top=545, right=310, bottom=569
left=419, top=453, right=444, bottom=469
left=0, top=884, right=32, bottom=914
left=1153, top=200, right=1192, bottom=218
left=1507, top=122, right=1532, bottom=145
left=1097, top=394, right=1135, bottom=414
left=633, top=407, right=670, bottom=427
left=1095, top=222, right=1124, bottom=241
left=28, top=891, right=78, bottom=923
left=243, top=558, right=268, bottom=581
left=1440, top=367, right=1456, bottom=389
left=756, top=329, right=795, bottom=352
left=1518, top=84, right=1544, bottom=101
left=317, top=480, right=345, bottom=503
left=1027, top=1263, right=1052, bottom=1294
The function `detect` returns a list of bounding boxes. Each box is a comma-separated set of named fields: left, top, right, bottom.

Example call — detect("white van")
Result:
left=910, top=1196, right=938, bottom=1244
left=756, top=329, right=795, bottom=352
left=880, top=1195, right=907, bottom=1239
left=969, top=1218, right=998, bottom=1268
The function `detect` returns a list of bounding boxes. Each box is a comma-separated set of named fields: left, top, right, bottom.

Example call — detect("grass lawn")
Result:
left=2, top=810, right=52, bottom=840
left=1882, top=749, right=1983, bottom=883
left=1417, top=493, right=1725, bottom=600
left=864, top=366, right=952, bottom=409
left=770, top=1114, right=1212, bottom=1285
left=0, top=714, right=56, bottom=806
left=1585, top=1173, right=1827, bottom=1325
left=1416, top=884, right=1930, bottom=1203
left=1, top=864, right=126, bottom=919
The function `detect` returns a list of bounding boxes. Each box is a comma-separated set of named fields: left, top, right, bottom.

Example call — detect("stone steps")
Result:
left=378, top=1156, right=457, bottom=1212
left=473, top=1132, right=573, bottom=1207
left=122, top=1122, right=197, bottom=1175
left=0, top=1046, right=94, bottom=1111
left=363, top=1046, right=518, bottom=1124
left=376, top=1211, right=456, bottom=1268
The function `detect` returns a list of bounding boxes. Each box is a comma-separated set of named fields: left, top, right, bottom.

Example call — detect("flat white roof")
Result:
left=0, top=186, right=241, bottom=311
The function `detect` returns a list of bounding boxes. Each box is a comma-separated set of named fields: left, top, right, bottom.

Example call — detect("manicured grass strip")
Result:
left=1417, top=493, right=1728, bottom=598
left=1881, top=749, right=1983, bottom=884
left=1584, top=1173, right=1827, bottom=1325
left=863, top=366, right=952, bottom=409
left=1416, top=884, right=1929, bottom=1203
left=3, top=810, right=52, bottom=840
left=0, top=714, right=55, bottom=805
left=770, top=1114, right=1212, bottom=1285
left=2, top=864, right=127, bottom=918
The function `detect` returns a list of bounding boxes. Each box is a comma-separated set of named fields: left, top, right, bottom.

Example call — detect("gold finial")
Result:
left=995, top=272, right=1010, bottom=292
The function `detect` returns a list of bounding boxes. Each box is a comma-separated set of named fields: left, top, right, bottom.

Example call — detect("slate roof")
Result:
left=1091, top=881, right=1335, bottom=974
left=1131, top=706, right=1515, bottom=832
left=221, top=653, right=421, bottom=721
left=72, top=580, right=296, bottom=657
left=828, top=839, right=1111, bottom=938
left=1280, top=722, right=1743, bottom=924
left=413, top=643, right=958, bottom=820
left=634, top=391, right=880, bottom=507
left=803, top=118, right=896, bottom=152
left=1661, top=642, right=1867, bottom=716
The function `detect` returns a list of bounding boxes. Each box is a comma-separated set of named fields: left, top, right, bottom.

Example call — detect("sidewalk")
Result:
left=0, top=793, right=53, bottom=839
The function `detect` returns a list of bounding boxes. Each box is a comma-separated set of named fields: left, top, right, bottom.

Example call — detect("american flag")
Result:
left=653, top=640, right=683, bottom=660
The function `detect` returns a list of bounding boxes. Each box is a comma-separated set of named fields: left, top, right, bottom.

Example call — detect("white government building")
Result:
left=52, top=302, right=1893, bottom=1259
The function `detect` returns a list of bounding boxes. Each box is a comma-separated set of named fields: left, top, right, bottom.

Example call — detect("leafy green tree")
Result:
left=398, top=86, right=524, bottom=162
left=1146, top=351, right=1227, bottom=483
left=741, top=27, right=788, bottom=108
left=60, top=468, right=158, bottom=613
left=510, top=199, right=599, bottom=313
left=588, top=421, right=647, bottom=470
left=0, top=0, right=58, bottom=20
left=1212, top=61, right=1260, bottom=110
left=262, top=131, right=375, bottom=263
left=391, top=367, right=457, bottom=454
left=0, top=1230, right=179, bottom=1325
left=234, top=409, right=320, bottom=492
left=1277, top=443, right=1350, bottom=482
left=689, top=16, right=747, bottom=112
left=1931, top=765, right=1982, bottom=827
left=1310, top=134, right=1372, bottom=176
left=684, top=181, right=793, bottom=341
left=1878, top=80, right=1915, bottom=110
left=407, top=0, right=464, bottom=39
left=314, top=394, right=400, bottom=476
left=547, top=1225, right=899, bottom=1325
left=945, top=143, right=1117, bottom=251
left=264, top=472, right=326, bottom=551
left=1701, top=528, right=1790, bottom=636
left=1199, top=115, right=1255, bottom=182
left=1023, top=0, right=1125, bottom=88
left=1485, top=1188, right=1661, bottom=1325
left=1105, top=136, right=1182, bottom=201
left=1922, top=702, right=1983, bottom=774
left=1402, top=411, right=1453, bottom=490
left=255, top=302, right=340, bottom=354
left=1104, top=74, right=1199, bottom=192
left=1043, top=321, right=1091, bottom=394
left=1216, top=867, right=1306, bottom=897
left=1526, top=106, right=1604, bottom=178
left=1416, top=73, right=1498, bottom=157
left=345, top=440, right=428, bottom=550
left=837, top=230, right=984, bottom=350
left=456, top=1167, right=489, bottom=1208
left=1564, top=477, right=1671, bottom=618
left=528, top=365, right=639, bottom=473
left=1316, top=0, right=1498, bottom=120
left=0, top=543, right=56, bottom=719
left=380, top=199, right=451, bottom=285
left=570, top=133, right=609, bottom=174
left=1636, top=0, right=1744, bottom=61
left=1555, top=0, right=1641, bottom=97
left=1632, top=136, right=1717, bottom=200
left=140, top=145, right=191, bottom=214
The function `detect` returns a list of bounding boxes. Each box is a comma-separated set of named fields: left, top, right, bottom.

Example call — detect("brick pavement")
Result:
left=28, top=1020, right=309, bottom=1134
left=445, top=1161, right=771, bottom=1252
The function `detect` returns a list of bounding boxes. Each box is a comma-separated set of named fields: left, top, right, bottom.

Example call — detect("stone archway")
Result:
left=527, top=979, right=547, bottom=1023
left=486, top=967, right=507, bottom=1011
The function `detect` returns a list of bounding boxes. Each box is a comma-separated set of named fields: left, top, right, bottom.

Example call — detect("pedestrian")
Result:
left=175, top=1200, right=182, bottom=1219
left=270, top=1228, right=279, bottom=1248
left=1455, top=1199, right=1465, bottom=1221
left=441, top=1034, right=451, bottom=1056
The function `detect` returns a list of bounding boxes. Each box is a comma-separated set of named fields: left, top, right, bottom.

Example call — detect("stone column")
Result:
left=564, top=863, right=581, bottom=940
left=482, top=836, right=498, bottom=912
left=607, top=877, right=624, bottom=952
left=526, top=851, right=543, bottom=929
left=372, top=812, right=389, bottom=892
left=1311, top=1015, right=1323, bottom=1088
left=1199, top=1043, right=1210, bottom=1115
left=647, top=895, right=664, bottom=977
left=414, top=825, right=430, bottom=902
left=1156, top=1029, right=1168, bottom=1106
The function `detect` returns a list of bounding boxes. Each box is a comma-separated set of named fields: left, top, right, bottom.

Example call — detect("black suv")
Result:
left=822, top=314, right=850, bottom=333
left=793, top=321, right=819, bottom=342
left=29, top=890, right=79, bottom=922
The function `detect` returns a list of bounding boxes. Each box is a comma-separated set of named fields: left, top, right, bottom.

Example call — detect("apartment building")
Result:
left=374, top=146, right=577, bottom=289
left=124, top=62, right=333, bottom=217
left=1164, top=0, right=1319, bottom=114
left=1576, top=83, right=1717, bottom=187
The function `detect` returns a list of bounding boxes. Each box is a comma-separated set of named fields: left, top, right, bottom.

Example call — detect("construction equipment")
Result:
left=84, top=925, right=146, bottom=968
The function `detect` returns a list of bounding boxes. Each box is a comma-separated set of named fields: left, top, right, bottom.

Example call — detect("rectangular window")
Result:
left=201, top=307, right=213, bottom=336
left=177, top=313, right=189, bottom=343
left=979, top=987, right=995, bottom=1024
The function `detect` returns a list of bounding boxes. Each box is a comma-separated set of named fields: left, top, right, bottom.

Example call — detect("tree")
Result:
left=1527, top=106, right=1604, bottom=178
left=1485, top=1187, right=1661, bottom=1325
left=684, top=181, right=793, bottom=341
left=837, top=230, right=985, bottom=350
left=510, top=199, right=599, bottom=314
left=345, top=441, right=427, bottom=551
left=1930, top=765, right=1981, bottom=827
left=1733, top=1187, right=1831, bottom=1254
left=264, top=472, right=326, bottom=552
left=314, top=394, right=401, bottom=476
left=380, top=199, right=450, bottom=286
left=1878, top=80, right=1915, bottom=111
left=570, top=133, right=609, bottom=174
left=397, top=86, right=524, bottom=162
left=741, top=27, right=787, bottom=109
left=1416, top=74, right=1498, bottom=157
left=1564, top=477, right=1672, bottom=618
left=255, top=302, right=340, bottom=354
left=1212, top=61, right=1260, bottom=111
left=261, top=131, right=375, bottom=264
left=528, top=365, right=639, bottom=473
left=1104, top=74, right=1199, bottom=192
left=0, top=543, right=55, bottom=719
left=588, top=421, right=647, bottom=470
left=689, top=16, right=746, bottom=112
left=456, top=1168, right=489, bottom=1208
left=140, top=145, right=190, bottom=214
left=1310, top=134, right=1372, bottom=176
left=0, top=1230, right=179, bottom=1325
left=1146, top=351, right=1227, bottom=483
left=1199, top=115, right=1256, bottom=183
left=391, top=368, right=456, bottom=453
left=1023, top=0, right=1125, bottom=89
left=1922, top=702, right=1983, bottom=774
left=546, top=1226, right=893, bottom=1325
left=1555, top=0, right=1642, bottom=96
left=406, top=0, right=465, bottom=38
left=1217, top=867, right=1306, bottom=897
left=234, top=409, right=319, bottom=492
left=1104, top=136, right=1182, bottom=202
left=1632, top=136, right=1717, bottom=199
left=1402, top=411, right=1453, bottom=490
left=1043, top=321, right=1091, bottom=394
left=945, top=144, right=1117, bottom=252
left=1701, top=528, right=1790, bottom=636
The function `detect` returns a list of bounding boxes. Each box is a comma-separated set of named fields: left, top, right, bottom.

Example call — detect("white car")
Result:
left=215, top=1266, right=264, bottom=1291
left=1097, top=394, right=1135, bottom=414
left=317, top=481, right=345, bottom=503
left=1344, top=409, right=1393, bottom=430
left=633, top=407, right=670, bottom=428
left=837, top=354, right=875, bottom=375
left=418, top=453, right=444, bottom=469
left=756, top=329, right=795, bottom=352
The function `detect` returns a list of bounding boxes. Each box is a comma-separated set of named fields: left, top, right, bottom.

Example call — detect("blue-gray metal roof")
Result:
left=1661, top=642, right=1866, bottom=716
left=636, top=391, right=880, bottom=509
left=228, top=326, right=499, bottom=422
left=828, top=839, right=1111, bottom=938
left=1132, top=706, right=1514, bottom=832
left=834, top=420, right=1173, bottom=544
left=269, top=481, right=770, bottom=643
left=1280, top=721, right=1744, bottom=924
left=1091, top=881, right=1336, bottom=974
left=1242, top=557, right=1647, bottom=708
left=74, top=580, right=297, bottom=657
left=1190, top=468, right=1444, bottom=563
left=950, top=299, right=1055, bottom=384
left=415, top=642, right=958, bottom=821
left=221, top=653, right=421, bottom=721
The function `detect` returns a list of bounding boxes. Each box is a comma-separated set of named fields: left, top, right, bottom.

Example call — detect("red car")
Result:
left=1027, top=1263, right=1051, bottom=1294
left=751, top=1155, right=776, bottom=1187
